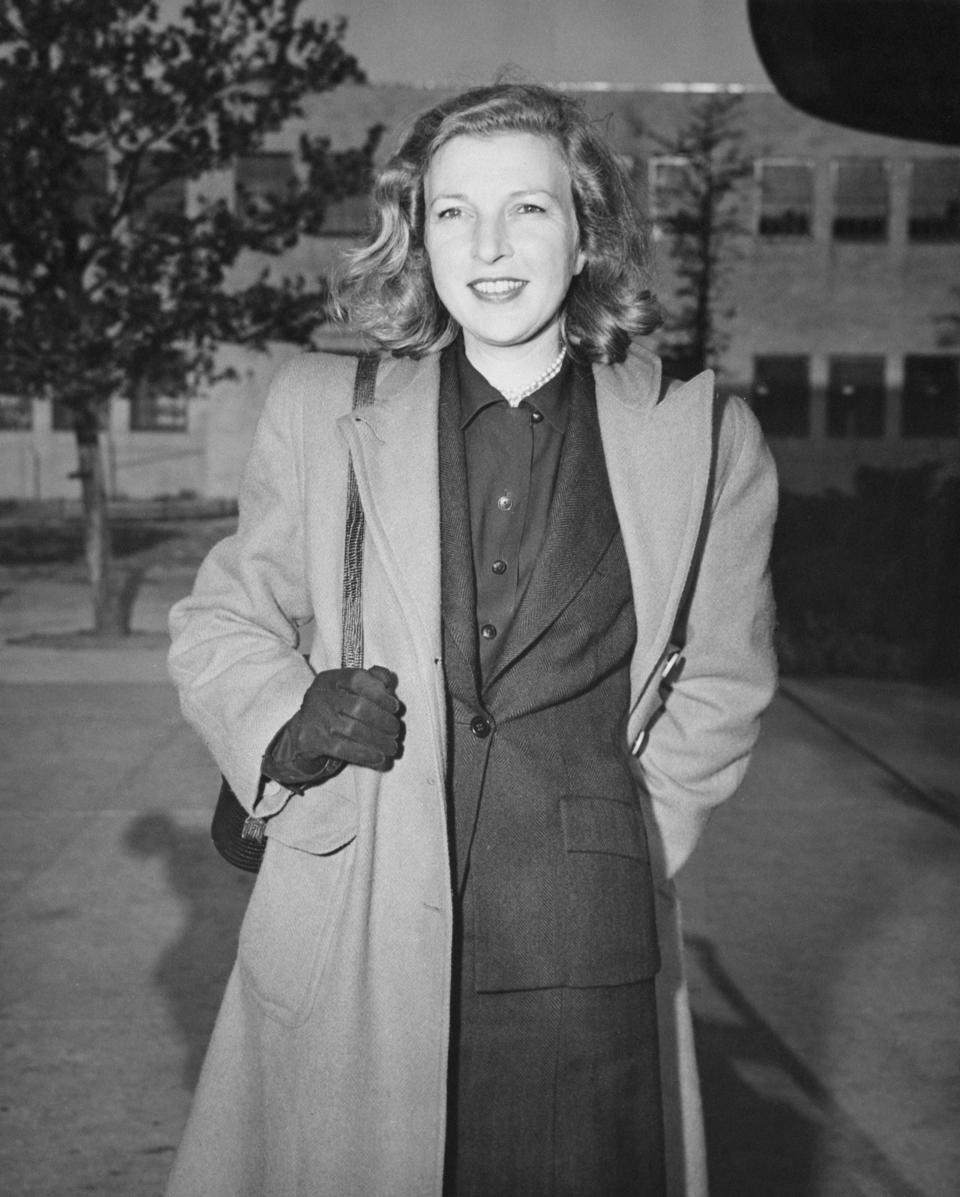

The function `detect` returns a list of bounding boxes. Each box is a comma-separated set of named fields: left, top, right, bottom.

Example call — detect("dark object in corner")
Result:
left=748, top=0, right=960, bottom=146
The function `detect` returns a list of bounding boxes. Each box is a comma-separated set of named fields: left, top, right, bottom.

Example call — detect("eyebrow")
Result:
left=428, top=188, right=560, bottom=205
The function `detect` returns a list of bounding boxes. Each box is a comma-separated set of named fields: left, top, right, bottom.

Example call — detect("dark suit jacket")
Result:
left=438, top=351, right=660, bottom=993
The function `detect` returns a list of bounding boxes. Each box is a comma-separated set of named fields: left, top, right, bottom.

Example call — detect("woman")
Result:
left=166, top=82, right=777, bottom=1197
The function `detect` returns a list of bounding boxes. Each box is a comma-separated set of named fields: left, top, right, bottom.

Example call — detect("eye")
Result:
left=435, top=206, right=464, bottom=220
left=516, top=202, right=546, bottom=215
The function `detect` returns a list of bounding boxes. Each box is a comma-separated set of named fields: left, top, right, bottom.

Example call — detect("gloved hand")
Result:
left=261, top=665, right=403, bottom=790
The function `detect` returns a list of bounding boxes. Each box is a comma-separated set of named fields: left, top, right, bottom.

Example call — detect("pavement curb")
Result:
left=780, top=680, right=960, bottom=829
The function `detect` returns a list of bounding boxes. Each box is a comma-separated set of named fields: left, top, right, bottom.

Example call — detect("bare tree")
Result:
left=639, top=91, right=753, bottom=378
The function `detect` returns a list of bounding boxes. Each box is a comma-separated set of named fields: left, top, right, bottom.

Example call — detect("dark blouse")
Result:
left=454, top=338, right=571, bottom=679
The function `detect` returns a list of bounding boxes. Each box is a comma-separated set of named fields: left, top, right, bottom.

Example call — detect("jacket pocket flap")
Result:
left=561, top=796, right=646, bottom=859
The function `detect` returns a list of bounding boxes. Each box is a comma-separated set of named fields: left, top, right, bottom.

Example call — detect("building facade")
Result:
left=2, top=82, right=958, bottom=500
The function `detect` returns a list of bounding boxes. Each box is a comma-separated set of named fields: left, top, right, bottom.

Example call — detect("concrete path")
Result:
left=1, top=581, right=958, bottom=1196
left=678, top=679, right=960, bottom=1197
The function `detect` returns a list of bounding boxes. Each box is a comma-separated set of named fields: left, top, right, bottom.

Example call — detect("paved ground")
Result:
left=681, top=680, right=960, bottom=1197
left=1, top=576, right=958, bottom=1196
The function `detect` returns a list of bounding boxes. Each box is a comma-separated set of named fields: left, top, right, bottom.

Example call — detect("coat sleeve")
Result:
left=167, top=356, right=347, bottom=818
left=639, top=395, right=778, bottom=877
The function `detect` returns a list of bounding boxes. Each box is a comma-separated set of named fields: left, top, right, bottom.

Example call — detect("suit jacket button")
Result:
left=470, top=715, right=492, bottom=739
left=480, top=623, right=498, bottom=639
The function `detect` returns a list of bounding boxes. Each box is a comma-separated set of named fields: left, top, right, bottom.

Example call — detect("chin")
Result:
left=467, top=318, right=556, bottom=349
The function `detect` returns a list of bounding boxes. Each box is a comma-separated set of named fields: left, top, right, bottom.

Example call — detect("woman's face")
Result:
left=423, top=131, right=586, bottom=359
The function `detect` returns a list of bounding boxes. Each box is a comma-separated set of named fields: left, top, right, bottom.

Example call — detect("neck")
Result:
left=463, top=329, right=564, bottom=396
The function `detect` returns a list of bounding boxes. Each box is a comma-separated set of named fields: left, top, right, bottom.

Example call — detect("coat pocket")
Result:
left=265, top=785, right=358, bottom=856
left=237, top=834, right=353, bottom=1027
left=559, top=795, right=661, bottom=985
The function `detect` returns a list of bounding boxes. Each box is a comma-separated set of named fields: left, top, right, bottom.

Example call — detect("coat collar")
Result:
left=594, top=353, right=716, bottom=739
left=336, top=353, right=444, bottom=668
left=593, top=342, right=663, bottom=412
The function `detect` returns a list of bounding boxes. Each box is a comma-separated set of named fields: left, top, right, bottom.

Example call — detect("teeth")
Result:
left=471, top=279, right=523, bottom=295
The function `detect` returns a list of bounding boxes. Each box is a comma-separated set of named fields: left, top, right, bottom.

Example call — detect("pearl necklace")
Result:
left=500, top=346, right=567, bottom=407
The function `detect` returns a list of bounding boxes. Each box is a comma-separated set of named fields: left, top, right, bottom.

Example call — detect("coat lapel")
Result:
left=482, top=363, right=620, bottom=695
left=594, top=352, right=717, bottom=744
left=337, top=354, right=445, bottom=679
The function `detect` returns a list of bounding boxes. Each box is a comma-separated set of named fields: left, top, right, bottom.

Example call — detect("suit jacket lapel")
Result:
left=437, top=350, right=481, bottom=702
left=482, top=363, right=620, bottom=696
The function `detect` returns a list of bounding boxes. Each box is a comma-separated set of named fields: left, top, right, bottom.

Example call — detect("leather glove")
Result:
left=261, top=665, right=402, bottom=792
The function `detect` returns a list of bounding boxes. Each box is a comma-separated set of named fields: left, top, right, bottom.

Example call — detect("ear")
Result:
left=573, top=245, right=587, bottom=276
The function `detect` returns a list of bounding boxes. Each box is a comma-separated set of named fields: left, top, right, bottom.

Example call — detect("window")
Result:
left=318, top=193, right=372, bottom=237
left=51, top=401, right=108, bottom=432
left=649, top=157, right=698, bottom=235
left=902, top=356, right=959, bottom=437
left=908, top=159, right=960, bottom=242
left=832, top=158, right=889, bottom=241
left=827, top=356, right=885, bottom=437
left=757, top=160, right=814, bottom=236
left=133, top=152, right=187, bottom=223
left=752, top=356, right=810, bottom=437
left=0, top=394, right=31, bottom=431
left=617, top=154, right=648, bottom=208
left=73, top=152, right=109, bottom=226
left=660, top=351, right=702, bottom=383
left=52, top=398, right=75, bottom=431
left=235, top=152, right=298, bottom=211
left=130, top=393, right=188, bottom=432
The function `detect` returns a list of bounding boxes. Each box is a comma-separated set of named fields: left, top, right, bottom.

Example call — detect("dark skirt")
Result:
left=444, top=882, right=666, bottom=1197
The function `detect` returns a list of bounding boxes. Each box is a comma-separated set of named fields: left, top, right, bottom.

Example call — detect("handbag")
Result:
left=210, top=352, right=380, bottom=872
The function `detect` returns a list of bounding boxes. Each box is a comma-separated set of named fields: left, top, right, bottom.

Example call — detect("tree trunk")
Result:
left=74, top=415, right=130, bottom=637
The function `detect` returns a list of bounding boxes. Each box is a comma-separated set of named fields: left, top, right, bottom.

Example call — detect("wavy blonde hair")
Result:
left=333, top=82, right=660, bottom=364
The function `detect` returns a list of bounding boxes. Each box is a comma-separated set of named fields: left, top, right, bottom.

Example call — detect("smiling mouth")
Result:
left=469, top=279, right=526, bottom=299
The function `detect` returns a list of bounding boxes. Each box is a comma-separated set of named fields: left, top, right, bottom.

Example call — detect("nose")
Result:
left=472, top=213, right=512, bottom=263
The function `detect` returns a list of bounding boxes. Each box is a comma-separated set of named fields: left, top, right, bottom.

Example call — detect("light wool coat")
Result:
left=166, top=345, right=778, bottom=1197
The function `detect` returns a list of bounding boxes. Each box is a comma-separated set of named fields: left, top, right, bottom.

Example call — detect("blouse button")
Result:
left=530, top=409, right=544, bottom=423
left=491, top=559, right=507, bottom=575
left=497, top=493, right=513, bottom=511
left=480, top=623, right=498, bottom=640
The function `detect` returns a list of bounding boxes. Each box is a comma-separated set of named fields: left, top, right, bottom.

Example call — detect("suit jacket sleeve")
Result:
left=167, top=356, right=345, bottom=817
left=640, top=394, right=778, bottom=877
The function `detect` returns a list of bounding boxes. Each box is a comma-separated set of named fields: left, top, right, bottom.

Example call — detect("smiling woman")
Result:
left=334, top=82, right=660, bottom=366
left=423, top=133, right=586, bottom=392
left=166, top=81, right=779, bottom=1197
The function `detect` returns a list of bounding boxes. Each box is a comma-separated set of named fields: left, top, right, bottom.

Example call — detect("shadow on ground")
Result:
left=689, top=935, right=927, bottom=1197
left=119, top=814, right=935, bottom=1197
left=124, top=812, right=254, bottom=1089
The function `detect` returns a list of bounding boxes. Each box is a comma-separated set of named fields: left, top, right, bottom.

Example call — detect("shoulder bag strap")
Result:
left=630, top=383, right=723, bottom=757
left=228, top=352, right=380, bottom=862
left=340, top=352, right=379, bottom=670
